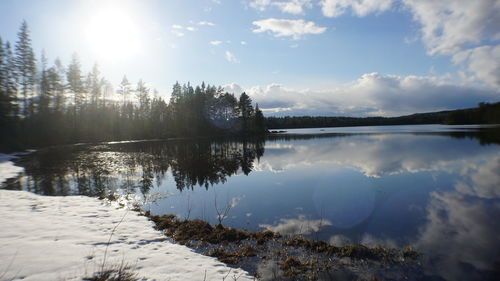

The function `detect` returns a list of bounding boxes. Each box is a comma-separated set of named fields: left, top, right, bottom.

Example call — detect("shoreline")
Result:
left=143, top=212, right=421, bottom=280
left=0, top=189, right=253, bottom=281
left=0, top=155, right=252, bottom=281
left=1, top=152, right=421, bottom=280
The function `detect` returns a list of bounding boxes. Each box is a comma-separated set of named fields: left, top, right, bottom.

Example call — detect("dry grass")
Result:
left=83, top=263, right=138, bottom=281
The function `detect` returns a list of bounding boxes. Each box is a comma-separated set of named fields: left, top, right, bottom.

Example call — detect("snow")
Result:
left=0, top=155, right=253, bottom=281
left=0, top=153, right=24, bottom=184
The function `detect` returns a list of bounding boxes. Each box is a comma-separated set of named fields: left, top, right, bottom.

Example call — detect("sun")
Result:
left=85, top=8, right=141, bottom=61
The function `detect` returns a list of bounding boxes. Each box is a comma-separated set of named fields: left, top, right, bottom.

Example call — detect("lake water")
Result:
left=3, top=125, right=500, bottom=280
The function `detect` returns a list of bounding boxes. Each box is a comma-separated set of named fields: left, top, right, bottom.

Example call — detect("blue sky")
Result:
left=0, top=0, right=499, bottom=116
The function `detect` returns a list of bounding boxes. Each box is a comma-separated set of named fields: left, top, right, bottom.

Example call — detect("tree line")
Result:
left=265, top=102, right=500, bottom=130
left=0, top=21, right=266, bottom=152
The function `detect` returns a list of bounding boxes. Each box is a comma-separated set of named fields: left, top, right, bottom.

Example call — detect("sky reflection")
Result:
left=4, top=127, right=500, bottom=280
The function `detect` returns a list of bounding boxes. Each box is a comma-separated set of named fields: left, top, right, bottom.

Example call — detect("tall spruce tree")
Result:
left=88, top=63, right=101, bottom=106
left=0, top=38, right=19, bottom=150
left=66, top=53, right=85, bottom=111
left=0, top=37, right=7, bottom=124
left=136, top=79, right=150, bottom=118
left=254, top=103, right=266, bottom=133
left=3, top=41, right=18, bottom=118
left=48, top=58, right=65, bottom=113
left=39, top=50, right=50, bottom=114
left=239, top=92, right=254, bottom=132
left=15, top=20, right=36, bottom=117
left=117, top=75, right=131, bottom=104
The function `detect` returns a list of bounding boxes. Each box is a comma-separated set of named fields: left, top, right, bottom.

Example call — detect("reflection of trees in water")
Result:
left=7, top=128, right=498, bottom=198
left=11, top=137, right=265, bottom=196
left=143, top=138, right=264, bottom=190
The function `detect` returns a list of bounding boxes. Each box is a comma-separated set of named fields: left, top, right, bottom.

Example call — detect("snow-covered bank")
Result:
left=0, top=190, right=253, bottom=281
left=0, top=153, right=24, bottom=184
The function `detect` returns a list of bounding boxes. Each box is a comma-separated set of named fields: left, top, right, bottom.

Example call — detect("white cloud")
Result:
left=403, top=0, right=500, bottom=56
left=250, top=0, right=312, bottom=14
left=210, top=40, right=223, bottom=45
left=198, top=21, right=216, bottom=26
left=171, top=30, right=184, bottom=37
left=171, top=24, right=198, bottom=37
left=252, top=18, right=327, bottom=40
left=241, top=41, right=247, bottom=45
left=320, top=0, right=395, bottom=17
left=171, top=25, right=185, bottom=37
left=225, top=51, right=239, bottom=63
left=455, top=45, right=500, bottom=88
left=274, top=0, right=312, bottom=14
left=172, top=24, right=196, bottom=32
left=403, top=0, right=500, bottom=87
left=250, top=0, right=272, bottom=11
left=224, top=73, right=498, bottom=117
left=223, top=83, right=245, bottom=95
left=319, top=0, right=500, bottom=87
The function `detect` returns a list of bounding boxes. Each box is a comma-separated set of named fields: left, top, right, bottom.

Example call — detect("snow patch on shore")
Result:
left=0, top=189, right=253, bottom=281
left=0, top=153, right=24, bottom=184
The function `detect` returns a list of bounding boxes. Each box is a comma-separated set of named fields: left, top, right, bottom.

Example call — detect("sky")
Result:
left=0, top=0, right=499, bottom=116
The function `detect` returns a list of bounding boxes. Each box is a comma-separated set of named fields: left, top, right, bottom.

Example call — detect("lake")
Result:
left=3, top=124, right=500, bottom=280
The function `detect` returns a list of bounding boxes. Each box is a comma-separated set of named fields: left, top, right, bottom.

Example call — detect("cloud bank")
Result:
left=224, top=73, right=498, bottom=116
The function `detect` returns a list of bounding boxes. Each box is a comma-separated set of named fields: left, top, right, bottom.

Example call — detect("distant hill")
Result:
left=265, top=102, right=500, bottom=129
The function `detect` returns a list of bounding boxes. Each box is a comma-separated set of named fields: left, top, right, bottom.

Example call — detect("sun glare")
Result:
left=85, top=8, right=141, bottom=61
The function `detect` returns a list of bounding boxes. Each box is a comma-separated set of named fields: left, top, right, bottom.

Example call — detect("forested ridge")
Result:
left=265, top=102, right=500, bottom=129
left=0, top=21, right=266, bottom=152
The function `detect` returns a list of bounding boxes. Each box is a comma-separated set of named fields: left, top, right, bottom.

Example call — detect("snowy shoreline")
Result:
left=0, top=153, right=25, bottom=185
left=0, top=154, right=252, bottom=281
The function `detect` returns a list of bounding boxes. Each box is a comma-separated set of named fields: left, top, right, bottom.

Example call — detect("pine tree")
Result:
left=39, top=50, right=50, bottom=114
left=254, top=103, right=266, bottom=133
left=117, top=75, right=131, bottom=104
left=0, top=38, right=19, bottom=150
left=0, top=37, right=7, bottom=123
left=66, top=53, right=85, bottom=111
left=170, top=81, right=182, bottom=105
left=136, top=79, right=150, bottom=116
left=15, top=20, right=36, bottom=117
left=100, top=78, right=112, bottom=107
left=239, top=92, right=254, bottom=132
left=88, top=63, right=101, bottom=106
left=4, top=41, right=18, bottom=118
left=49, top=58, right=65, bottom=113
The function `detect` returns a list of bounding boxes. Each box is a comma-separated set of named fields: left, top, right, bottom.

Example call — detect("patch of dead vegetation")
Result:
left=143, top=212, right=421, bottom=280
left=147, top=213, right=281, bottom=245
left=83, top=264, right=138, bottom=281
left=206, top=245, right=258, bottom=264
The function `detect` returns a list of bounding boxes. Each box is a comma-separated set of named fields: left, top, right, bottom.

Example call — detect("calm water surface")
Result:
left=3, top=125, right=500, bottom=280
